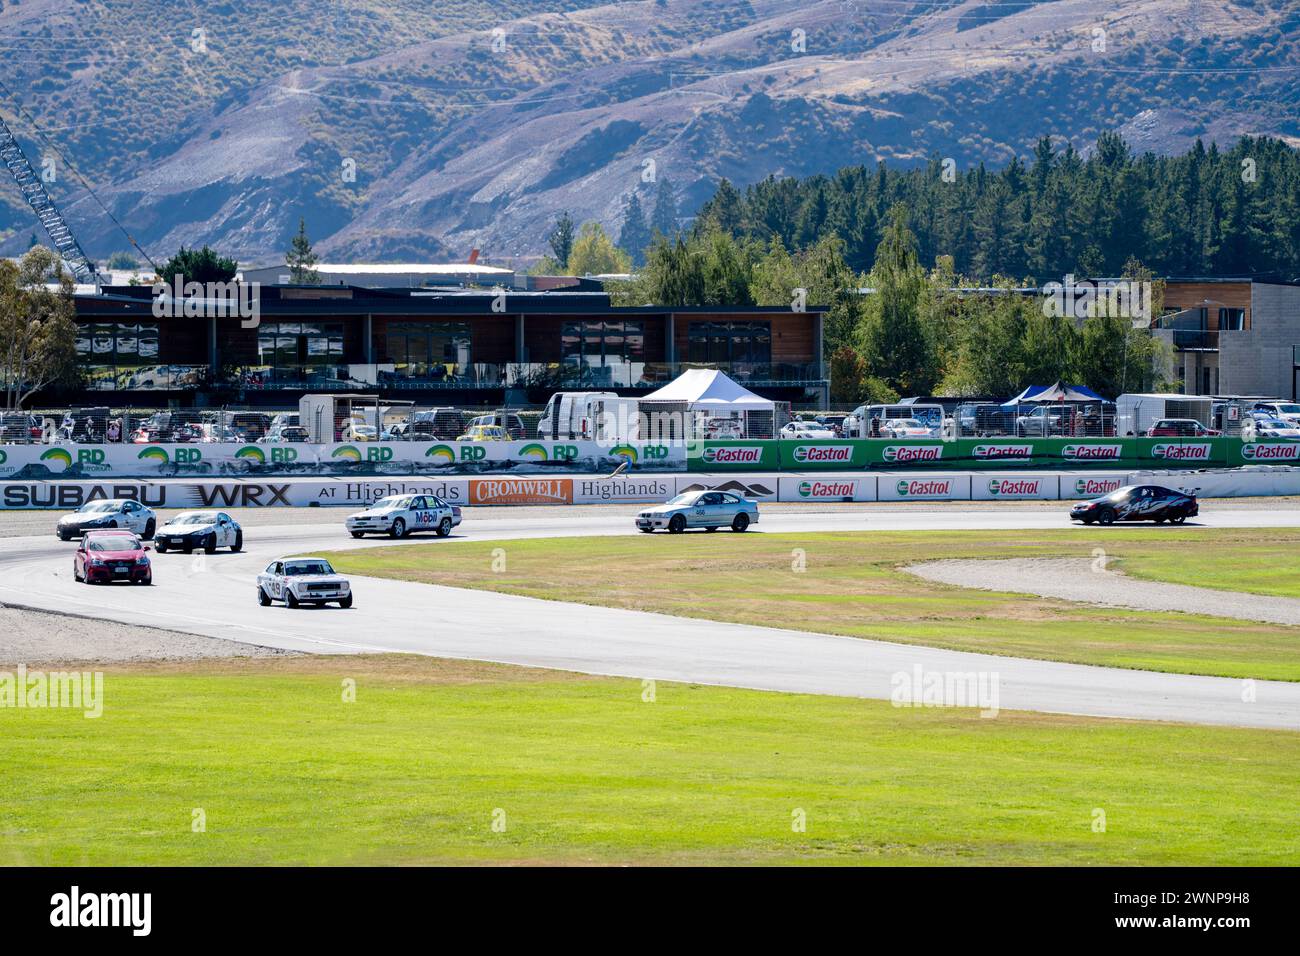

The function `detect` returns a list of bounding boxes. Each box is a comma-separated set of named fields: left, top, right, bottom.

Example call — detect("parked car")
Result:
left=780, top=421, right=836, bottom=439
left=1254, top=417, right=1300, bottom=439
left=1147, top=418, right=1219, bottom=437
left=56, top=499, right=156, bottom=540
left=636, top=490, right=759, bottom=533
left=457, top=424, right=509, bottom=442
left=259, top=425, right=311, bottom=443
left=1069, top=485, right=1199, bottom=525
left=0, top=413, right=41, bottom=443
left=1253, top=402, right=1300, bottom=425
left=704, top=418, right=744, bottom=439
left=880, top=418, right=935, bottom=438
left=73, top=530, right=152, bottom=585
left=466, top=413, right=526, bottom=440
left=1015, top=406, right=1066, bottom=436
left=409, top=408, right=465, bottom=441
left=154, top=511, right=243, bottom=553
left=257, top=558, right=352, bottom=608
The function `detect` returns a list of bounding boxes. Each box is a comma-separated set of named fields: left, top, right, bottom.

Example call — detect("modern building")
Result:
left=61, top=284, right=828, bottom=407
left=1156, top=278, right=1300, bottom=400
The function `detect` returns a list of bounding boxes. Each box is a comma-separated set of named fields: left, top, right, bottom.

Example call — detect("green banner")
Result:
left=689, top=441, right=781, bottom=471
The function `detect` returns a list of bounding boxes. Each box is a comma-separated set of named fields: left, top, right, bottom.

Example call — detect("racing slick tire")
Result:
left=668, top=514, right=687, bottom=534
left=436, top=517, right=453, bottom=537
left=389, top=518, right=407, bottom=539
left=231, top=531, right=242, bottom=552
left=731, top=513, right=750, bottom=532
left=339, top=594, right=353, bottom=609
left=350, top=531, right=365, bottom=539
left=1097, top=507, right=1117, bottom=526
left=286, top=591, right=299, bottom=609
left=257, top=587, right=271, bottom=606
left=204, top=533, right=217, bottom=554
left=143, top=519, right=155, bottom=540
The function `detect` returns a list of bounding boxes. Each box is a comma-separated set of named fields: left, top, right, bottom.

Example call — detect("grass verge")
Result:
left=2, top=655, right=1296, bottom=865
left=322, top=528, right=1300, bottom=681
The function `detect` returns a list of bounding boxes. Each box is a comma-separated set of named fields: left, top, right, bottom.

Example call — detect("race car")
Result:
left=881, top=418, right=936, bottom=438
left=56, top=499, right=156, bottom=541
left=154, top=511, right=243, bottom=553
left=1069, top=484, right=1199, bottom=525
left=780, top=420, right=836, bottom=439
left=345, top=494, right=461, bottom=538
left=636, top=490, right=759, bottom=533
left=73, top=530, right=152, bottom=585
left=257, top=557, right=352, bottom=608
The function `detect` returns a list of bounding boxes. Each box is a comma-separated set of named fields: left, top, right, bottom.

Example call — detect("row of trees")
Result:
left=610, top=207, right=1173, bottom=403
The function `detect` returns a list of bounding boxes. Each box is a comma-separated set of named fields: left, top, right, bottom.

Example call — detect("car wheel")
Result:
left=390, top=518, right=406, bottom=539
left=257, top=587, right=271, bottom=606
left=204, top=533, right=217, bottom=554
left=668, top=514, right=686, bottom=534
left=57, top=528, right=69, bottom=541
left=731, top=512, right=750, bottom=532
left=350, top=531, right=365, bottom=539
left=73, top=564, right=81, bottom=582
left=1098, top=507, right=1116, bottom=526
left=143, top=519, right=155, bottom=540
left=156, top=541, right=168, bottom=553
left=231, top=531, right=242, bottom=552
left=436, top=518, right=452, bottom=537
left=286, top=591, right=299, bottom=608
left=339, top=594, right=353, bottom=609
left=1172, top=515, right=1187, bottom=525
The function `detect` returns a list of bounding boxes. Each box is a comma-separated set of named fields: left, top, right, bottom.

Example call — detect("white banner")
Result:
left=878, top=474, right=973, bottom=501
left=972, top=474, right=1060, bottom=500
left=673, top=474, right=782, bottom=500
left=777, top=476, right=878, bottom=502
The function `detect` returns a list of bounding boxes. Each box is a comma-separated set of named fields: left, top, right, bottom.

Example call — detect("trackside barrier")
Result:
left=1, top=469, right=1296, bottom=509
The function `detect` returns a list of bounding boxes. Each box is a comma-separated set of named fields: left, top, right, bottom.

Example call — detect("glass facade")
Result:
left=382, top=321, right=471, bottom=380
left=79, top=322, right=173, bottom=389
left=686, top=321, right=771, bottom=366
left=560, top=320, right=645, bottom=366
left=257, top=322, right=344, bottom=372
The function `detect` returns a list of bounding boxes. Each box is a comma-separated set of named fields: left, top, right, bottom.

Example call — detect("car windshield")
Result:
left=285, top=561, right=333, bottom=576
left=373, top=496, right=412, bottom=510
left=1261, top=419, right=1290, bottom=428
left=87, top=536, right=139, bottom=551
left=77, top=502, right=120, bottom=513
left=172, top=512, right=217, bottom=525
left=897, top=419, right=923, bottom=428
left=667, top=492, right=703, bottom=506
left=1275, top=404, right=1300, bottom=415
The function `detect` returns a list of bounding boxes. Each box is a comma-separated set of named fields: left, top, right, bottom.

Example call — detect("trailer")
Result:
left=1115, top=393, right=1214, bottom=437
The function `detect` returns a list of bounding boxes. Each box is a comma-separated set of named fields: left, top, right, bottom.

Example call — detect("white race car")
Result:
left=155, top=511, right=243, bottom=553
left=257, top=557, right=352, bottom=608
left=56, top=499, right=156, bottom=541
left=345, top=494, right=461, bottom=538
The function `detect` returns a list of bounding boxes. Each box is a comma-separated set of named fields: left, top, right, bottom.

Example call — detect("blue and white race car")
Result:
left=155, top=510, right=243, bottom=553
left=345, top=494, right=461, bottom=538
left=636, top=490, right=759, bottom=534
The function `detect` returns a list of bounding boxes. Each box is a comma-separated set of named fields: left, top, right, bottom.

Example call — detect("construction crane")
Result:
left=0, top=112, right=99, bottom=282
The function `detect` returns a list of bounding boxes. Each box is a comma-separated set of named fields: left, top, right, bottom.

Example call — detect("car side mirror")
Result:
left=143, top=546, right=151, bottom=552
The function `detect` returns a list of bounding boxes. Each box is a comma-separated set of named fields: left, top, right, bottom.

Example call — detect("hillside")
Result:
left=0, top=0, right=1297, bottom=267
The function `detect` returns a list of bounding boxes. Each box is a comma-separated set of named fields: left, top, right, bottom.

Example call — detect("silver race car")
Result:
left=636, top=490, right=759, bottom=534
left=155, top=511, right=243, bottom=553
left=345, top=494, right=461, bottom=538
left=56, top=498, right=156, bottom=541
left=257, top=557, right=352, bottom=608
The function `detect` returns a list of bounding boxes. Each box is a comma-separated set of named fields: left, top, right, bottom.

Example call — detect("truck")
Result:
left=1115, top=394, right=1214, bottom=437
left=537, top=391, right=640, bottom=442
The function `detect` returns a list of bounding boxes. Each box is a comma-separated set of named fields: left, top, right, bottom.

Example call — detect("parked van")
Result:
left=538, top=392, right=639, bottom=442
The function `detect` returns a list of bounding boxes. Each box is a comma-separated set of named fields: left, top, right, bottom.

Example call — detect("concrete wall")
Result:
left=1219, top=284, right=1300, bottom=399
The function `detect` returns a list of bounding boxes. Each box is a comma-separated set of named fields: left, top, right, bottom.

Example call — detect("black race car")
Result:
left=1070, top=484, right=1198, bottom=525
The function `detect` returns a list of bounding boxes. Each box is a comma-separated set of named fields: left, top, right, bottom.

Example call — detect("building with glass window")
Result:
left=62, top=284, right=828, bottom=406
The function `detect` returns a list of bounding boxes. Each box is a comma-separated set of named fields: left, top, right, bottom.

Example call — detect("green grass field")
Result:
left=3, top=656, right=1297, bottom=866
left=323, top=528, right=1300, bottom=681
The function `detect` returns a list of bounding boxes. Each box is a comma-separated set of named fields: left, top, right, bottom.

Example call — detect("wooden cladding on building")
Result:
left=1163, top=281, right=1252, bottom=331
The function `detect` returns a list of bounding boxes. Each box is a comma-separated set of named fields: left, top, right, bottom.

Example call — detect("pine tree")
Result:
left=651, top=177, right=678, bottom=239
left=548, top=212, right=575, bottom=269
left=617, top=192, right=652, bottom=266
left=285, top=218, right=320, bottom=284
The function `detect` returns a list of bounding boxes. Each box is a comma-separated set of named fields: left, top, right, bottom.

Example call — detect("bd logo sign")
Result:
left=366, top=446, right=393, bottom=462
left=1151, top=443, right=1211, bottom=461
left=269, top=447, right=298, bottom=463
left=1241, top=443, right=1300, bottom=461
left=460, top=445, right=487, bottom=461
left=791, top=445, right=853, bottom=464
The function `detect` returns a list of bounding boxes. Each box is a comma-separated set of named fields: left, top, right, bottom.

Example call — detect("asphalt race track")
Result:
left=4, top=504, right=1300, bottom=730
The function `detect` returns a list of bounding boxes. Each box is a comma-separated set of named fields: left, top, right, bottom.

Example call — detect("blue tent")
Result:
left=1002, top=382, right=1104, bottom=406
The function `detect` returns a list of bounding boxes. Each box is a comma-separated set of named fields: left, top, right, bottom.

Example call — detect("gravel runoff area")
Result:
left=0, top=605, right=299, bottom=665
left=907, top=557, right=1300, bottom=627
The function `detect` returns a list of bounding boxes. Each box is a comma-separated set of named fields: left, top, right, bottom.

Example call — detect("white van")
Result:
left=538, top=392, right=640, bottom=442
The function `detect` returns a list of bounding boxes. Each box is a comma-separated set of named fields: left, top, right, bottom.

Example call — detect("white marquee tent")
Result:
left=640, top=368, right=775, bottom=411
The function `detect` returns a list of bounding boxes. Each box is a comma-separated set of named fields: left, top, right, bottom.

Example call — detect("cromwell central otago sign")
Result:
left=469, top=478, right=573, bottom=505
